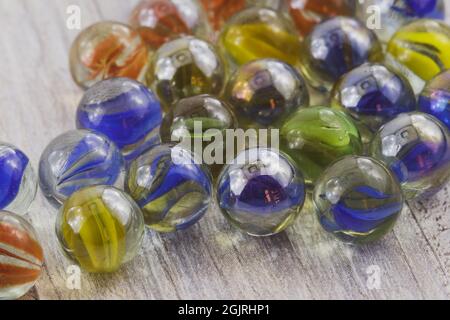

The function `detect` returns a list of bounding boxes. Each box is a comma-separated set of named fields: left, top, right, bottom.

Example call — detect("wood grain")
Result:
left=1, top=0, right=449, bottom=300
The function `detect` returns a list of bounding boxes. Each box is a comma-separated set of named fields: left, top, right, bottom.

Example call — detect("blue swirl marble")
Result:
left=331, top=63, right=417, bottom=133
left=419, top=70, right=450, bottom=130
left=392, top=0, right=444, bottom=18
left=0, top=143, right=36, bottom=214
left=370, top=112, right=450, bottom=199
left=313, top=156, right=403, bottom=244
left=39, top=130, right=124, bottom=204
left=126, top=144, right=212, bottom=232
left=76, top=78, right=163, bottom=161
left=217, top=148, right=305, bottom=236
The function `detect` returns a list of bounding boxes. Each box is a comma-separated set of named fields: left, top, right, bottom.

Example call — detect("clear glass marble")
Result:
left=39, top=130, right=125, bottom=205
left=313, top=156, right=403, bottom=244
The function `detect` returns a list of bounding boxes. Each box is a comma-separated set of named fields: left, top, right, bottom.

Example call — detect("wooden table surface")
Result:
left=1, top=0, right=449, bottom=300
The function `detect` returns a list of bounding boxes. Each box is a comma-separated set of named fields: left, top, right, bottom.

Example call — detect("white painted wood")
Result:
left=0, top=0, right=447, bottom=300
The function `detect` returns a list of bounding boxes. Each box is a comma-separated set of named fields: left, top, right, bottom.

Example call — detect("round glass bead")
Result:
left=218, top=7, right=301, bottom=70
left=418, top=70, right=450, bottom=130
left=56, top=186, right=145, bottom=273
left=225, top=59, right=309, bottom=129
left=280, top=107, right=363, bottom=187
left=69, top=21, right=150, bottom=89
left=370, top=112, right=450, bottom=199
left=330, top=63, right=417, bottom=136
left=313, top=156, right=404, bottom=244
left=0, top=211, right=44, bottom=300
left=299, top=17, right=383, bottom=91
left=146, top=36, right=225, bottom=110
left=386, top=19, right=450, bottom=94
left=126, top=144, right=212, bottom=232
left=217, top=148, right=306, bottom=236
left=39, top=130, right=125, bottom=205
left=130, top=0, right=211, bottom=49
left=0, top=143, right=37, bottom=215
left=76, top=78, right=163, bottom=162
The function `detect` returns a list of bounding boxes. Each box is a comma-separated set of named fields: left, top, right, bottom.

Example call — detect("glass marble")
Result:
left=161, top=95, right=238, bottom=177
left=386, top=19, right=450, bottom=94
left=313, top=156, right=403, bottom=244
left=70, top=21, right=150, bottom=89
left=39, top=130, right=125, bottom=205
left=356, top=0, right=446, bottom=42
left=418, top=70, right=450, bottom=130
left=56, top=186, right=145, bottom=273
left=286, top=0, right=354, bottom=37
left=280, top=107, right=363, bottom=187
left=217, top=148, right=305, bottom=236
left=76, top=78, right=163, bottom=162
left=0, top=143, right=37, bottom=215
left=146, top=36, right=225, bottom=110
left=299, top=17, right=383, bottom=91
left=0, top=211, right=44, bottom=300
left=130, top=0, right=211, bottom=49
left=218, top=7, right=301, bottom=70
left=225, top=59, right=309, bottom=129
left=201, top=0, right=247, bottom=32
left=370, top=112, right=450, bottom=200
left=330, top=63, right=417, bottom=137
left=126, top=144, right=212, bottom=232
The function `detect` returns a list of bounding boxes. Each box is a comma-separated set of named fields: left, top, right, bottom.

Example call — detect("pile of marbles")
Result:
left=1, top=0, right=450, bottom=299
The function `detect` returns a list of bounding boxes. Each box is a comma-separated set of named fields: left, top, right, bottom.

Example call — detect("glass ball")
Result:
left=125, top=144, right=212, bottom=232
left=76, top=78, right=163, bottom=162
left=386, top=19, right=450, bottom=94
left=130, top=0, right=211, bottom=49
left=39, top=130, right=125, bottom=205
left=0, top=211, right=44, bottom=300
left=69, top=21, right=150, bottom=89
left=356, top=0, right=446, bottom=42
left=369, top=112, right=450, bottom=199
left=217, top=148, right=306, bottom=236
left=146, top=36, right=225, bottom=110
left=225, top=59, right=309, bottom=129
left=313, top=156, right=404, bottom=244
left=161, top=95, right=238, bottom=177
left=0, top=143, right=37, bottom=215
left=286, top=0, right=354, bottom=37
left=330, top=63, right=417, bottom=138
left=201, top=0, right=247, bottom=32
left=56, top=186, right=145, bottom=273
left=280, top=107, right=363, bottom=187
left=418, top=70, right=450, bottom=130
left=299, top=17, right=383, bottom=91
left=218, top=7, right=301, bottom=71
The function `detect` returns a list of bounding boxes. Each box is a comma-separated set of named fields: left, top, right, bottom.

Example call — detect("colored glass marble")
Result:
left=126, top=144, right=212, bottom=232
left=286, top=0, right=354, bottom=37
left=356, top=0, right=446, bottom=42
left=76, top=78, right=163, bottom=162
left=330, top=63, right=417, bottom=138
left=161, top=95, right=238, bottom=177
left=130, top=0, right=210, bottom=49
left=201, top=0, right=246, bottom=32
left=69, top=21, right=150, bottom=89
left=313, top=156, right=403, bottom=244
left=0, top=143, right=37, bottom=215
left=146, top=36, right=225, bottom=110
left=386, top=19, right=450, bottom=94
left=218, top=7, right=301, bottom=70
left=370, top=112, right=450, bottom=199
left=418, top=70, right=450, bottom=130
left=56, top=186, right=144, bottom=273
left=217, top=148, right=305, bottom=236
left=0, top=211, right=44, bottom=300
left=280, top=107, right=363, bottom=187
left=225, top=59, right=309, bottom=129
left=299, top=17, right=383, bottom=91
left=39, top=130, right=125, bottom=205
